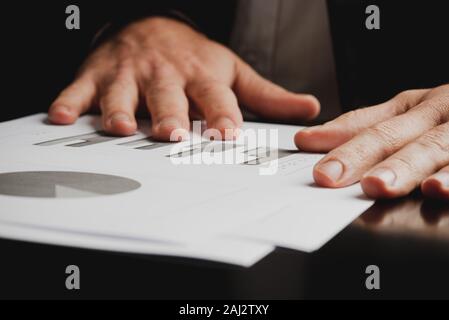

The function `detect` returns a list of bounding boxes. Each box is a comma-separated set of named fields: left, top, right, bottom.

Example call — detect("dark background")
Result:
left=0, top=1, right=449, bottom=300
left=1, top=0, right=448, bottom=122
left=1, top=0, right=237, bottom=122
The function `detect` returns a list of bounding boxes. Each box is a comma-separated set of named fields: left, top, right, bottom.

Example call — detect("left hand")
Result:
left=295, top=84, right=449, bottom=200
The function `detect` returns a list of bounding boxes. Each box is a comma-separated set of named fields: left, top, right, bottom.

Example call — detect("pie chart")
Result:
left=0, top=172, right=141, bottom=198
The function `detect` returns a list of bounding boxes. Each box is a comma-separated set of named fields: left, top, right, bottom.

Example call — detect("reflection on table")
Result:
left=354, top=192, right=449, bottom=242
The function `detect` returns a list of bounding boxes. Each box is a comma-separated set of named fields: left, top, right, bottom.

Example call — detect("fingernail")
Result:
left=169, top=128, right=190, bottom=142
left=213, top=118, right=236, bottom=130
left=48, top=106, right=75, bottom=124
left=431, top=172, right=449, bottom=188
left=55, top=105, right=72, bottom=114
left=304, top=94, right=320, bottom=105
left=110, top=113, right=131, bottom=125
left=366, top=168, right=397, bottom=187
left=50, top=106, right=73, bottom=119
left=157, top=118, right=182, bottom=131
left=301, top=125, right=322, bottom=133
left=316, top=160, right=344, bottom=183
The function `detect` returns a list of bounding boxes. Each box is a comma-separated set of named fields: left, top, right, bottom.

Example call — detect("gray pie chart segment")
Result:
left=0, top=172, right=141, bottom=198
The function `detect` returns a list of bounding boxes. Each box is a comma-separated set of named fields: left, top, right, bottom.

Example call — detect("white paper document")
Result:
left=0, top=114, right=374, bottom=266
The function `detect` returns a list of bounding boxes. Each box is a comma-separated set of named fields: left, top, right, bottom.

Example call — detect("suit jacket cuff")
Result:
left=90, top=10, right=199, bottom=50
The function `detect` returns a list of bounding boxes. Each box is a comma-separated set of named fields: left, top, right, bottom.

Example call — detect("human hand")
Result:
left=48, top=17, right=320, bottom=141
left=295, top=85, right=449, bottom=200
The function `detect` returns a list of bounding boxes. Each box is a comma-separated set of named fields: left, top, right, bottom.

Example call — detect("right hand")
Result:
left=48, top=17, right=320, bottom=140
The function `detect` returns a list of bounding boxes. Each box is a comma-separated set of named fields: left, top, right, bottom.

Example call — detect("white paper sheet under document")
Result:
left=0, top=221, right=272, bottom=267
left=0, top=114, right=374, bottom=266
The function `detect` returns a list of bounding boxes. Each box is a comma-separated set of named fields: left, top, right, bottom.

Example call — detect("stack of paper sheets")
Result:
left=0, top=114, right=374, bottom=267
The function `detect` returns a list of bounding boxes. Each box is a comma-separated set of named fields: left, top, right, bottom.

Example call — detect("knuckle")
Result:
left=336, top=108, right=369, bottom=127
left=396, top=89, right=417, bottom=100
left=338, top=110, right=358, bottom=122
left=58, top=85, right=78, bottom=99
left=415, top=98, right=449, bottom=123
left=365, top=123, right=402, bottom=153
left=416, top=128, right=449, bottom=153
left=111, top=77, right=134, bottom=93
left=425, top=85, right=449, bottom=99
left=392, top=89, right=426, bottom=112
left=99, top=94, right=114, bottom=109
left=58, top=81, right=90, bottom=101
left=193, top=81, right=226, bottom=99
left=150, top=60, right=177, bottom=79
left=330, top=143, right=373, bottom=166
left=247, top=76, right=284, bottom=101
left=190, top=82, right=240, bottom=120
left=390, top=156, right=419, bottom=174
left=149, top=81, right=180, bottom=93
left=115, top=58, right=134, bottom=74
left=430, top=97, right=449, bottom=120
left=394, top=89, right=426, bottom=104
left=182, top=54, right=208, bottom=77
left=135, top=49, right=162, bottom=72
left=393, top=91, right=413, bottom=107
left=100, top=87, right=130, bottom=110
left=210, top=108, right=243, bottom=123
left=235, top=61, right=267, bottom=89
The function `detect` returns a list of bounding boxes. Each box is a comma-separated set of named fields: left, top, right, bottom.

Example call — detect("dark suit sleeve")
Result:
left=94, top=0, right=238, bottom=48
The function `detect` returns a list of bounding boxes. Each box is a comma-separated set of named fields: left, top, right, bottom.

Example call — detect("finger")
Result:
left=313, top=97, right=449, bottom=188
left=48, top=75, right=97, bottom=125
left=187, top=80, right=243, bottom=140
left=146, top=80, right=190, bottom=141
left=234, top=60, right=320, bottom=121
left=422, top=166, right=449, bottom=200
left=295, top=89, right=428, bottom=152
left=361, top=122, right=449, bottom=199
left=99, top=73, right=139, bottom=136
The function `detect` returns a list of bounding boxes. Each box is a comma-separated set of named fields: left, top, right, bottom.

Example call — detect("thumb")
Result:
left=233, top=59, right=320, bottom=121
